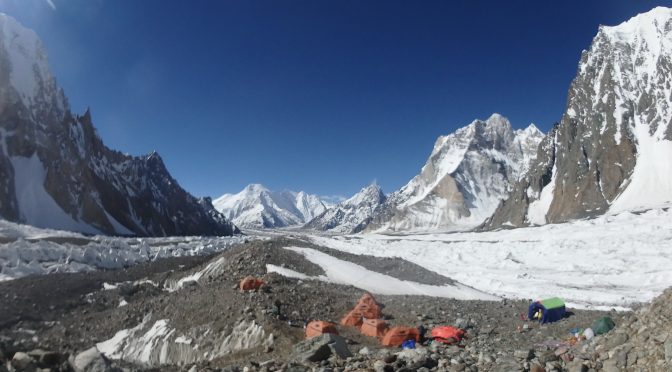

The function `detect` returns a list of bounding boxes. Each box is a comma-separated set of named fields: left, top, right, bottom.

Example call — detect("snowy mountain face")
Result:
left=304, top=183, right=387, bottom=233
left=0, top=14, right=238, bottom=236
left=213, top=184, right=327, bottom=229
left=364, top=114, right=543, bottom=232
left=485, top=7, right=672, bottom=228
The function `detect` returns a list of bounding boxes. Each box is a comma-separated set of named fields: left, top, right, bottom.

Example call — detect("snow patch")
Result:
left=280, top=246, right=498, bottom=301
left=527, top=164, right=557, bottom=225
left=266, top=264, right=310, bottom=280
left=610, top=120, right=672, bottom=212
left=97, top=315, right=272, bottom=367
left=11, top=154, right=100, bottom=234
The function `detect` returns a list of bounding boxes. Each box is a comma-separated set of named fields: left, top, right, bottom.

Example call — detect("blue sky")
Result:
left=0, top=0, right=668, bottom=199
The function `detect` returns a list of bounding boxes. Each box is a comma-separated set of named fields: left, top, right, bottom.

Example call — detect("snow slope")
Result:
left=309, top=205, right=672, bottom=310
left=213, top=184, right=327, bottom=229
left=604, top=8, right=672, bottom=212
left=96, top=314, right=272, bottom=366
left=0, top=13, right=60, bottom=108
left=10, top=154, right=101, bottom=234
left=267, top=246, right=497, bottom=300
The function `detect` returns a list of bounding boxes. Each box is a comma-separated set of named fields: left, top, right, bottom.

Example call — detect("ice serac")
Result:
left=304, top=183, right=386, bottom=233
left=0, top=14, right=238, bottom=236
left=365, top=114, right=543, bottom=232
left=213, top=184, right=327, bottom=229
left=485, top=6, right=672, bottom=229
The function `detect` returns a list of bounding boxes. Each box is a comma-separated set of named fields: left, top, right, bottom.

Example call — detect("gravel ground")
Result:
left=0, top=238, right=629, bottom=372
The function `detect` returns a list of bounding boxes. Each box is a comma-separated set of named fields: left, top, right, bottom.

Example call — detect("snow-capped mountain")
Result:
left=304, top=183, right=386, bottom=233
left=213, top=184, right=328, bottom=229
left=485, top=6, right=672, bottom=228
left=0, top=14, right=238, bottom=236
left=364, top=114, right=544, bottom=232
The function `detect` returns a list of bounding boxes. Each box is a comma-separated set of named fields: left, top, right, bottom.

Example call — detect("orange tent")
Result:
left=380, top=326, right=420, bottom=347
left=354, top=293, right=383, bottom=319
left=355, top=303, right=382, bottom=319
left=358, top=293, right=377, bottom=307
left=340, top=309, right=365, bottom=328
left=431, top=326, right=465, bottom=344
left=239, top=276, right=264, bottom=291
left=360, top=318, right=388, bottom=339
left=305, top=321, right=338, bottom=339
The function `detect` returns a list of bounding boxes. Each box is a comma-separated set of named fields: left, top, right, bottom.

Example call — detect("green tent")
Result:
left=528, top=297, right=566, bottom=323
left=592, top=317, right=615, bottom=335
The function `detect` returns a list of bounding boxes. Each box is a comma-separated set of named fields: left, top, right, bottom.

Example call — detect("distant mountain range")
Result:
left=2, top=6, right=671, bottom=236
left=213, top=184, right=328, bottom=229
left=0, top=14, right=238, bottom=236
left=303, top=115, right=544, bottom=234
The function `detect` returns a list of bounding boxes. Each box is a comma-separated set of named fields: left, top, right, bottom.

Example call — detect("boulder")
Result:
left=665, top=341, right=672, bottom=363
left=11, top=351, right=35, bottom=370
left=293, top=334, right=352, bottom=363
left=72, top=347, right=112, bottom=372
left=565, top=360, right=588, bottom=372
left=601, top=358, right=619, bottom=372
left=454, top=318, right=469, bottom=330
left=27, top=349, right=61, bottom=367
left=513, top=349, right=534, bottom=361
left=396, top=347, right=429, bottom=367
left=605, top=332, right=628, bottom=349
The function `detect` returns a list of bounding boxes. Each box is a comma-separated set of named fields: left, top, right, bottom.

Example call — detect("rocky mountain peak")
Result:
left=358, top=114, right=544, bottom=233
left=303, top=183, right=387, bottom=234
left=485, top=6, right=672, bottom=229
left=244, top=183, right=269, bottom=193
left=484, top=113, right=513, bottom=133
left=344, top=183, right=385, bottom=208
left=214, top=184, right=327, bottom=229
left=0, top=14, right=238, bottom=236
left=599, top=6, right=672, bottom=43
left=516, top=123, right=543, bottom=138
left=0, top=13, right=66, bottom=115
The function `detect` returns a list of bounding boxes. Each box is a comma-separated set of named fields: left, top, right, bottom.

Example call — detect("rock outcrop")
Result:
left=486, top=7, right=672, bottom=228
left=0, top=14, right=237, bottom=236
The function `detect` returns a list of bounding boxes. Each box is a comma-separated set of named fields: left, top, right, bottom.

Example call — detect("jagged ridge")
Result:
left=213, top=184, right=328, bottom=229
left=0, top=14, right=238, bottom=236
left=485, top=6, right=672, bottom=229
left=304, top=183, right=386, bottom=234
left=365, top=114, right=544, bottom=233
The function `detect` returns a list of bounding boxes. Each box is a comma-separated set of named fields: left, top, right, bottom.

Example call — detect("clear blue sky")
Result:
left=0, top=1, right=667, bottom=199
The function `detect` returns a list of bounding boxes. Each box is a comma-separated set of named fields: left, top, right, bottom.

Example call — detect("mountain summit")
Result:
left=0, top=14, right=237, bottom=236
left=213, top=184, right=327, bottom=229
left=304, top=183, right=386, bottom=233
left=485, top=6, right=672, bottom=228
left=364, top=114, right=543, bottom=232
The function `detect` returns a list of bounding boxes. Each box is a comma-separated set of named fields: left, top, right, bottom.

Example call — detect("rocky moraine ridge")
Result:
left=0, top=239, right=670, bottom=372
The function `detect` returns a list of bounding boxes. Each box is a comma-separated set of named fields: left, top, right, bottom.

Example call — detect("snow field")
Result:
left=309, top=207, right=672, bottom=310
